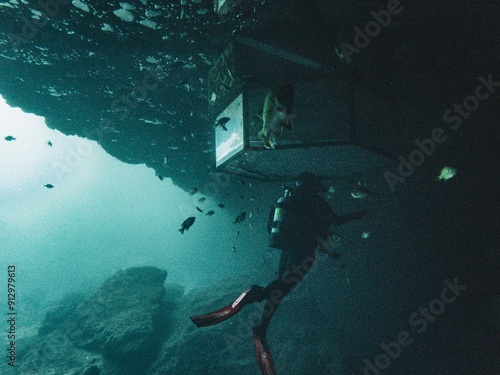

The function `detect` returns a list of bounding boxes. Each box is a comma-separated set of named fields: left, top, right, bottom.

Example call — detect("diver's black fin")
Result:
left=190, top=285, right=263, bottom=328
left=252, top=329, right=276, bottom=375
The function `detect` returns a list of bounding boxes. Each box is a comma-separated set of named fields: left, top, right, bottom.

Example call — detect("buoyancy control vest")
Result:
left=268, top=186, right=295, bottom=250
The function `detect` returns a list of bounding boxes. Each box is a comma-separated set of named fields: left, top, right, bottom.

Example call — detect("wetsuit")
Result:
left=190, top=183, right=365, bottom=375
left=254, top=189, right=339, bottom=334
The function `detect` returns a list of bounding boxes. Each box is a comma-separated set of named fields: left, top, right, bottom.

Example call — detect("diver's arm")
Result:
left=331, top=209, right=367, bottom=226
left=317, top=195, right=367, bottom=226
left=320, top=247, right=341, bottom=259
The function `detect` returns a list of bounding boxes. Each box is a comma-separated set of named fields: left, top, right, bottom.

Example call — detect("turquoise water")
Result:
left=0, top=95, right=272, bottom=304
left=0, top=93, right=497, bottom=374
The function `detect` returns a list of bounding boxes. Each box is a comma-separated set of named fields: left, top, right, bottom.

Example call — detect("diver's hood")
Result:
left=295, top=171, right=327, bottom=194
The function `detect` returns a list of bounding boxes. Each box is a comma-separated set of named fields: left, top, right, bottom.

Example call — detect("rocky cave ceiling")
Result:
left=0, top=0, right=497, bottom=191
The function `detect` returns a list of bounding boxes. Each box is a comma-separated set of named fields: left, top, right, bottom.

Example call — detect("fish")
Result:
left=239, top=178, right=245, bottom=185
left=195, top=207, right=203, bottom=213
left=236, top=230, right=240, bottom=237
left=44, top=184, right=54, bottom=189
left=4, top=136, right=16, bottom=141
left=232, top=246, right=236, bottom=253
left=361, top=231, right=371, bottom=239
left=163, top=156, right=168, bottom=166
left=198, top=197, right=206, bottom=202
left=210, top=92, right=217, bottom=103
left=335, top=46, right=344, bottom=59
left=179, top=217, right=195, bottom=234
left=206, top=210, right=215, bottom=216
left=351, top=181, right=376, bottom=199
left=215, top=116, right=230, bottom=131
left=47, top=141, right=52, bottom=147
left=217, top=203, right=225, bottom=208
left=331, top=234, right=344, bottom=245
left=350, top=191, right=366, bottom=199
left=257, top=84, right=294, bottom=149
left=248, top=208, right=259, bottom=219
left=189, top=187, right=198, bottom=195
left=158, top=175, right=164, bottom=181
left=437, top=166, right=457, bottom=181
left=226, top=67, right=235, bottom=81
left=233, top=211, right=246, bottom=224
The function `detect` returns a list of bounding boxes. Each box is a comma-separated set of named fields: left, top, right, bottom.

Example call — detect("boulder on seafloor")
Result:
left=39, top=266, right=168, bottom=361
left=72, top=266, right=167, bottom=359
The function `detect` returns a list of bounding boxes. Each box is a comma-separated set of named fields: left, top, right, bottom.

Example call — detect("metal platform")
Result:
left=209, top=33, right=400, bottom=181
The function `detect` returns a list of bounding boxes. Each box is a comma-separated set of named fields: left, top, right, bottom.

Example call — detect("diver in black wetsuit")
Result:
left=190, top=172, right=366, bottom=375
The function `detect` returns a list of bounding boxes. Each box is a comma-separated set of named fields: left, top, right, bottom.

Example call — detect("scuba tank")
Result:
left=268, top=186, right=294, bottom=249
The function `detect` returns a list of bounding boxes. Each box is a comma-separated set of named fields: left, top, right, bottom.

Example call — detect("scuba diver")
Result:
left=190, top=171, right=367, bottom=374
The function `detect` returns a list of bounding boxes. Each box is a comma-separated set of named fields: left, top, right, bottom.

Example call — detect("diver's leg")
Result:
left=251, top=278, right=294, bottom=375
left=252, top=256, right=315, bottom=375
left=252, top=327, right=277, bottom=375
left=191, top=251, right=294, bottom=328
left=258, top=248, right=316, bottom=328
left=254, top=277, right=292, bottom=332
left=190, top=285, right=264, bottom=327
left=278, top=250, right=289, bottom=277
